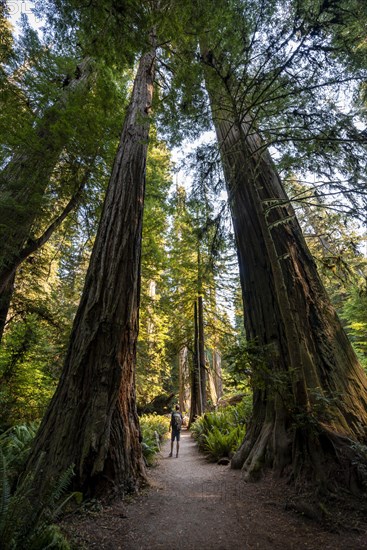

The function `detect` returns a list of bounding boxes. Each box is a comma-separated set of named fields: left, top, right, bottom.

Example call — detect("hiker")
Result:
left=169, top=404, right=183, bottom=457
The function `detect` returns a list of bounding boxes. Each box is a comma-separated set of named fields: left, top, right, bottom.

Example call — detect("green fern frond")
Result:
left=28, top=524, right=71, bottom=550
left=0, top=422, right=39, bottom=486
left=48, top=464, right=75, bottom=507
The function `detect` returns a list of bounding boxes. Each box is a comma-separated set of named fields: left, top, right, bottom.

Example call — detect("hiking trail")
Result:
left=64, top=429, right=367, bottom=549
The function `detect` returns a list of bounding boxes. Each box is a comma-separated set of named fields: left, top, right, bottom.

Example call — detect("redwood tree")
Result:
left=199, top=25, right=367, bottom=490
left=23, top=41, right=156, bottom=498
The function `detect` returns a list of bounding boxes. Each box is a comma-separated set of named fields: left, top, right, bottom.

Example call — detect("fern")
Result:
left=203, top=426, right=245, bottom=461
left=0, top=422, right=76, bottom=548
left=0, top=457, right=75, bottom=550
left=0, top=421, right=39, bottom=484
left=191, top=397, right=251, bottom=461
left=28, top=524, right=71, bottom=549
left=203, top=427, right=229, bottom=461
left=48, top=464, right=75, bottom=507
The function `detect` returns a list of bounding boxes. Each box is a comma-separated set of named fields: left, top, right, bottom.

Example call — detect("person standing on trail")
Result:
left=169, top=404, right=183, bottom=457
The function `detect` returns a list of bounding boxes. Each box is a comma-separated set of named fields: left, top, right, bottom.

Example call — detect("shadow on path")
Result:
left=117, top=429, right=367, bottom=550
left=61, top=430, right=367, bottom=549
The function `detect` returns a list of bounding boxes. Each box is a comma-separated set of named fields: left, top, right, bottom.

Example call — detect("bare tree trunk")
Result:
left=23, top=44, right=156, bottom=499
left=198, top=295, right=207, bottom=410
left=179, top=345, right=191, bottom=413
left=209, top=348, right=222, bottom=405
left=207, top=359, right=218, bottom=406
left=204, top=58, right=367, bottom=491
left=189, top=300, right=202, bottom=425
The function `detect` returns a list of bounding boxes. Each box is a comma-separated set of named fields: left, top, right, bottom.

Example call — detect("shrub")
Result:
left=0, top=423, right=77, bottom=549
left=0, top=421, right=39, bottom=485
left=191, top=394, right=252, bottom=461
left=0, top=453, right=75, bottom=549
left=203, top=425, right=246, bottom=462
left=139, top=414, right=170, bottom=466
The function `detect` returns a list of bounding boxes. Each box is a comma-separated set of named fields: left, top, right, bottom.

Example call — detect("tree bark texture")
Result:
left=189, top=300, right=202, bottom=425
left=179, top=345, right=191, bottom=413
left=198, top=295, right=207, bottom=410
left=208, top=349, right=222, bottom=405
left=0, top=59, right=91, bottom=340
left=24, top=46, right=155, bottom=498
left=204, top=65, right=367, bottom=490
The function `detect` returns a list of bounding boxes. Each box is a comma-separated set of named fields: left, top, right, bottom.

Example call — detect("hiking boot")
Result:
left=168, top=452, right=172, bottom=457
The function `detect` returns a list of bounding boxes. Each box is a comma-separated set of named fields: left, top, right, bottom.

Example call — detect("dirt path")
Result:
left=66, top=429, right=367, bottom=549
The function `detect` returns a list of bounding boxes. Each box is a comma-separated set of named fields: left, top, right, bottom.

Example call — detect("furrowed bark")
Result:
left=198, top=295, right=207, bottom=411
left=203, top=52, right=367, bottom=491
left=23, top=43, right=156, bottom=498
left=179, top=345, right=191, bottom=413
left=189, top=300, right=202, bottom=425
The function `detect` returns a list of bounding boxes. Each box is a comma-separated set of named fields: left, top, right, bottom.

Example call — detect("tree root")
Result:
left=232, top=419, right=367, bottom=498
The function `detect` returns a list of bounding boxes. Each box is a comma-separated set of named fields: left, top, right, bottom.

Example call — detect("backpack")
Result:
left=172, top=411, right=182, bottom=431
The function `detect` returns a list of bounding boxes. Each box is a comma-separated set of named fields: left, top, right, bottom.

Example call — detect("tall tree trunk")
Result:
left=204, top=58, right=367, bottom=490
left=189, top=300, right=202, bottom=425
left=23, top=44, right=156, bottom=499
left=207, top=356, right=218, bottom=406
left=198, top=294, right=207, bottom=410
left=0, top=59, right=91, bottom=339
left=209, top=348, right=222, bottom=405
left=179, top=345, right=191, bottom=413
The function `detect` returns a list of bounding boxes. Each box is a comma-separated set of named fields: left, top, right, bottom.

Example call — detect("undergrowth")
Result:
left=0, top=422, right=77, bottom=549
left=191, top=395, right=252, bottom=462
left=0, top=421, right=39, bottom=488
left=140, top=414, right=170, bottom=466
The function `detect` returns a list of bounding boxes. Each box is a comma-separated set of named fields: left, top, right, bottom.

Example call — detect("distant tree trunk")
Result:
left=198, top=295, right=207, bottom=410
left=0, top=59, right=91, bottom=340
left=23, top=43, right=156, bottom=499
left=208, top=349, right=222, bottom=406
left=214, top=350, right=223, bottom=400
left=207, top=360, right=218, bottom=406
left=178, top=345, right=191, bottom=413
left=189, top=300, right=202, bottom=425
left=204, top=58, right=367, bottom=490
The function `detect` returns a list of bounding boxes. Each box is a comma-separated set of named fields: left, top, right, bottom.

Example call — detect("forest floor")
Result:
left=62, top=429, right=367, bottom=549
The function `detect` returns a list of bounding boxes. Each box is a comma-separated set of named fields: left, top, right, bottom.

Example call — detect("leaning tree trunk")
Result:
left=0, top=59, right=91, bottom=340
left=204, top=59, right=367, bottom=491
left=0, top=169, right=88, bottom=339
left=23, top=44, right=156, bottom=499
